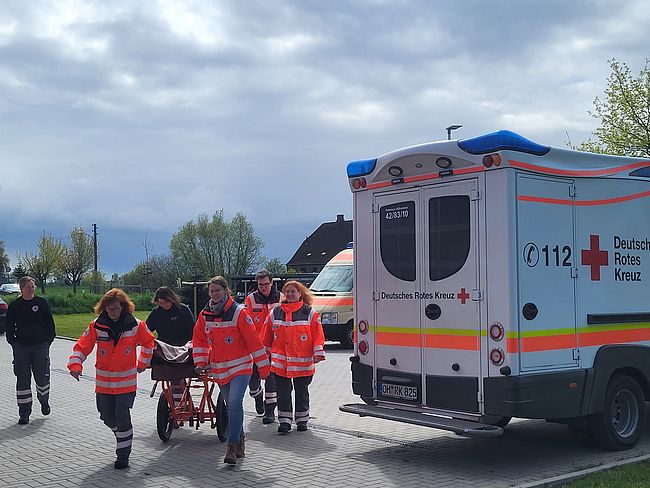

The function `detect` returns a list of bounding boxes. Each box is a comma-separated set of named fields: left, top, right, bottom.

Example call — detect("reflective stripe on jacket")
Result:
left=192, top=297, right=270, bottom=386
left=245, top=290, right=284, bottom=336
left=262, top=300, right=325, bottom=378
left=67, top=317, right=155, bottom=395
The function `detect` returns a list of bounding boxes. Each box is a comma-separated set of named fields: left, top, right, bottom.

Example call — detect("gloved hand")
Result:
left=314, top=356, right=326, bottom=364
left=195, top=366, right=210, bottom=375
left=70, top=371, right=81, bottom=381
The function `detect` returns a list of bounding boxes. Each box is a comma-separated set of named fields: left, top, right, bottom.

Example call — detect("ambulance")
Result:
left=339, top=130, right=650, bottom=450
left=310, top=245, right=355, bottom=348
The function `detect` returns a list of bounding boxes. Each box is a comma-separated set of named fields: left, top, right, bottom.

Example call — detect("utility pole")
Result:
left=93, top=223, right=98, bottom=293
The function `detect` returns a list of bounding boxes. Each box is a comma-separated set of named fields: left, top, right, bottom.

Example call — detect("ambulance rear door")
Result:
left=373, top=190, right=423, bottom=406
left=421, top=178, right=482, bottom=413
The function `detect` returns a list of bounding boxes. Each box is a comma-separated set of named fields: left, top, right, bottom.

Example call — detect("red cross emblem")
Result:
left=458, top=288, right=470, bottom=304
left=581, top=234, right=608, bottom=281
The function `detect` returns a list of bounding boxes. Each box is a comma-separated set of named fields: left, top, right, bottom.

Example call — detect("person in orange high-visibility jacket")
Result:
left=244, top=269, right=284, bottom=424
left=262, top=280, right=325, bottom=434
left=67, top=288, right=154, bottom=470
left=192, top=276, right=269, bottom=465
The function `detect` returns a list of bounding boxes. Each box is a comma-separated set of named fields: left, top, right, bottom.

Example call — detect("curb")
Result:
left=514, top=452, right=650, bottom=487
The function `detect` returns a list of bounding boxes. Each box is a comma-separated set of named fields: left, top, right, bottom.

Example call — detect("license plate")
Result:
left=378, top=382, right=418, bottom=400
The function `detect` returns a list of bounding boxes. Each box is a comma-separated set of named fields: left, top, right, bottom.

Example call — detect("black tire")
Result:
left=587, top=374, right=645, bottom=450
left=156, top=394, right=173, bottom=442
left=216, top=391, right=229, bottom=442
left=567, top=419, right=593, bottom=445
left=490, top=416, right=511, bottom=428
left=340, top=322, right=354, bottom=349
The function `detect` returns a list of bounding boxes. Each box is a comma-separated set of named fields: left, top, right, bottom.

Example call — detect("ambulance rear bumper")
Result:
left=339, top=403, right=503, bottom=437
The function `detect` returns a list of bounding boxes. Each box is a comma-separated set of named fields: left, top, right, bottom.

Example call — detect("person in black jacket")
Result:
left=146, top=287, right=195, bottom=346
left=146, top=287, right=195, bottom=405
left=5, top=276, right=56, bottom=425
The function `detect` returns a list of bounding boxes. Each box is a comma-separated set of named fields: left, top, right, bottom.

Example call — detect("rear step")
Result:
left=339, top=403, right=503, bottom=437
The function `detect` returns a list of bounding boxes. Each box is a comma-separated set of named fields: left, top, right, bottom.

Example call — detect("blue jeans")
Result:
left=219, top=373, right=250, bottom=444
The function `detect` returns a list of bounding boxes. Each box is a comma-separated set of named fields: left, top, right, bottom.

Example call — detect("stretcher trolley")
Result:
left=150, top=340, right=228, bottom=442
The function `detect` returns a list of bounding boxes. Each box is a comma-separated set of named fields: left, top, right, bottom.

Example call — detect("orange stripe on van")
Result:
left=580, top=328, right=650, bottom=347
left=312, top=296, right=353, bottom=307
left=376, top=331, right=421, bottom=347
left=506, top=327, right=650, bottom=353
left=376, top=332, right=479, bottom=350
left=423, top=334, right=479, bottom=350
left=510, top=159, right=650, bottom=177
left=330, top=250, right=353, bottom=264
left=518, top=190, right=650, bottom=206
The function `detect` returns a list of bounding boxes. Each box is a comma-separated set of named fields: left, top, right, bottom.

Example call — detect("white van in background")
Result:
left=310, top=245, right=354, bottom=348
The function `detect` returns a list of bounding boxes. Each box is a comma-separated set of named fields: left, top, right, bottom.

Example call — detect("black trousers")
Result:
left=12, top=343, right=51, bottom=416
left=248, top=363, right=277, bottom=405
left=96, top=392, right=136, bottom=460
left=275, top=374, right=312, bottom=425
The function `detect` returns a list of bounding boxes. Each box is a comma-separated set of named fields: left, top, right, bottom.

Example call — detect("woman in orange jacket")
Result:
left=67, top=288, right=154, bottom=469
left=192, top=276, right=269, bottom=464
left=262, top=280, right=325, bottom=434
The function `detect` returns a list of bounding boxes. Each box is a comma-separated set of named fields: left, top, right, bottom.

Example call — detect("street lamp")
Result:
left=446, top=124, right=463, bottom=140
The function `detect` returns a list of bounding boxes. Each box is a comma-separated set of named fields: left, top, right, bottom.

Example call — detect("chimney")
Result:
left=336, top=214, right=344, bottom=223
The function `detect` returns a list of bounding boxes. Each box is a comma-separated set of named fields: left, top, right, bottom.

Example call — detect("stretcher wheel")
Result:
left=216, top=391, right=229, bottom=442
left=157, top=394, right=174, bottom=442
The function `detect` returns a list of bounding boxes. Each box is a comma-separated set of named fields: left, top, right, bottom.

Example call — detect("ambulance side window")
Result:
left=380, top=201, right=416, bottom=281
left=429, top=195, right=470, bottom=281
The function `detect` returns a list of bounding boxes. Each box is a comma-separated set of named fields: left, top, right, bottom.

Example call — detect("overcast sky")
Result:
left=1, top=0, right=649, bottom=276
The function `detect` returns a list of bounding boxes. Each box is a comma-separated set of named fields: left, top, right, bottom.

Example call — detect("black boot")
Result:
left=254, top=394, right=265, bottom=415
left=262, top=403, right=276, bottom=424
left=114, top=457, right=129, bottom=469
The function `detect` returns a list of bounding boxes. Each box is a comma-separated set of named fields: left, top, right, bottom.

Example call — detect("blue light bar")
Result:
left=458, top=130, right=550, bottom=156
left=347, top=158, right=377, bottom=178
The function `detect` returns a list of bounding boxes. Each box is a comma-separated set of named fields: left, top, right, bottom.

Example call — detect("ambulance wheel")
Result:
left=341, top=321, right=354, bottom=349
left=156, top=394, right=173, bottom=442
left=489, top=416, right=511, bottom=428
left=216, top=391, right=229, bottom=442
left=587, top=374, right=645, bottom=450
left=567, top=419, right=593, bottom=445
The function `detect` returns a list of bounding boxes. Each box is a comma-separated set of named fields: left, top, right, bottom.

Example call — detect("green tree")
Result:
left=60, top=226, right=95, bottom=293
left=170, top=210, right=263, bottom=279
left=12, top=261, right=28, bottom=281
left=226, top=213, right=263, bottom=276
left=0, top=240, right=9, bottom=271
left=262, top=257, right=287, bottom=275
left=579, top=58, right=650, bottom=157
left=123, top=254, right=183, bottom=290
left=19, top=232, right=64, bottom=293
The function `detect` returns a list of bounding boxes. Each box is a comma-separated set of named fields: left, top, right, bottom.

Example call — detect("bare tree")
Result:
left=60, top=226, right=95, bottom=293
left=20, top=232, right=64, bottom=293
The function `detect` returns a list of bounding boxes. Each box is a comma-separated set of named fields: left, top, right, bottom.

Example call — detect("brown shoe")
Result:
left=224, top=443, right=237, bottom=465
left=236, top=435, right=245, bottom=458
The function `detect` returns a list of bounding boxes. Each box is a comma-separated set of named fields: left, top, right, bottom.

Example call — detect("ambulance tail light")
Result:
left=490, top=348, right=505, bottom=366
left=358, top=320, right=369, bottom=334
left=489, top=323, right=504, bottom=341
left=483, top=153, right=502, bottom=168
left=352, top=177, right=367, bottom=190
left=358, top=340, right=369, bottom=355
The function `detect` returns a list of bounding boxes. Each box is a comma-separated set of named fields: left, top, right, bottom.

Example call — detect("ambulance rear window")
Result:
left=429, top=195, right=470, bottom=281
left=380, top=201, right=416, bottom=281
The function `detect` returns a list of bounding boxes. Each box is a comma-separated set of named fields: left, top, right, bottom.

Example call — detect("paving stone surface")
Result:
left=1, top=338, right=649, bottom=487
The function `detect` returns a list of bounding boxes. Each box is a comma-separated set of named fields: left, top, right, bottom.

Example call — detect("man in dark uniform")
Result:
left=5, top=276, right=56, bottom=424
left=245, top=270, right=284, bottom=423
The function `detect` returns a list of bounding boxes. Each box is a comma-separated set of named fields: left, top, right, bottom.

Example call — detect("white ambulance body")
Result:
left=340, top=130, right=650, bottom=450
left=310, top=246, right=355, bottom=348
